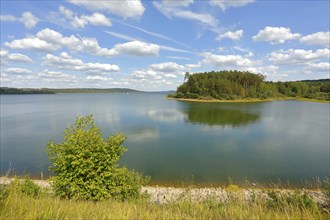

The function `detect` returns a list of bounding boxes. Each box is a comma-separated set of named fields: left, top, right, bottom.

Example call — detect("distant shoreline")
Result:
left=167, top=97, right=330, bottom=103
left=0, top=87, right=142, bottom=95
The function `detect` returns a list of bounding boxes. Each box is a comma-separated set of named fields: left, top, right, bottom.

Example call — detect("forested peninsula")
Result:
left=169, top=71, right=330, bottom=102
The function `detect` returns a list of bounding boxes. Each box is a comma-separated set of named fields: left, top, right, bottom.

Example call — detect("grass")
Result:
left=0, top=179, right=329, bottom=219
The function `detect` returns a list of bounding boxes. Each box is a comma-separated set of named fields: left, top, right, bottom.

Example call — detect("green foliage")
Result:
left=20, top=178, right=42, bottom=198
left=0, top=185, right=9, bottom=208
left=176, top=70, right=265, bottom=99
left=226, top=184, right=240, bottom=192
left=1, top=185, right=326, bottom=219
left=173, top=71, right=329, bottom=101
left=47, top=115, right=148, bottom=201
left=267, top=190, right=318, bottom=212
left=7, top=178, right=42, bottom=198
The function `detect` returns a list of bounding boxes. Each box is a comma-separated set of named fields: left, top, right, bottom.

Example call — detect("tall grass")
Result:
left=0, top=179, right=328, bottom=220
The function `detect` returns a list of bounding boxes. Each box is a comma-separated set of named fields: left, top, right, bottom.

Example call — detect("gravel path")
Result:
left=1, top=176, right=328, bottom=207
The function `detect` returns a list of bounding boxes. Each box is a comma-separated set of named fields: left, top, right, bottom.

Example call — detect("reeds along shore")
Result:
left=0, top=177, right=329, bottom=219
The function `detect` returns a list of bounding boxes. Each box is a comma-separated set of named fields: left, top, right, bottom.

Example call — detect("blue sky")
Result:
left=1, top=0, right=329, bottom=91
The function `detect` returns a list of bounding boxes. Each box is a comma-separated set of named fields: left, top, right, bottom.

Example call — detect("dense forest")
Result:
left=170, top=71, right=330, bottom=101
left=0, top=88, right=139, bottom=94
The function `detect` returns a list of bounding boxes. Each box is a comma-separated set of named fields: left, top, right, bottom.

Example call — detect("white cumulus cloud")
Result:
left=0, top=49, right=32, bottom=63
left=59, top=5, right=74, bottom=18
left=0, top=50, right=9, bottom=57
left=37, top=70, right=78, bottom=84
left=39, top=70, right=73, bottom=78
left=268, top=48, right=330, bottom=65
left=210, top=0, right=255, bottom=11
left=131, top=69, right=161, bottom=80
left=216, top=30, right=243, bottom=41
left=110, top=41, right=160, bottom=57
left=299, top=31, right=330, bottom=48
left=7, top=53, right=32, bottom=62
left=202, top=52, right=254, bottom=68
left=67, top=0, right=145, bottom=19
left=306, top=62, right=330, bottom=71
left=19, top=12, right=39, bottom=29
left=58, top=6, right=111, bottom=28
left=253, top=26, right=301, bottom=44
left=130, top=60, right=201, bottom=88
left=3, top=67, right=32, bottom=74
left=86, top=75, right=111, bottom=81
left=4, top=37, right=59, bottom=52
left=150, top=62, right=185, bottom=73
left=1, top=12, right=38, bottom=29
left=5, top=28, right=160, bottom=57
left=80, top=13, right=111, bottom=26
left=244, top=65, right=286, bottom=81
left=43, top=52, right=120, bottom=74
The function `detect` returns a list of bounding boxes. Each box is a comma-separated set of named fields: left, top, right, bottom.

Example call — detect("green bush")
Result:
left=175, top=92, right=184, bottom=98
left=47, top=115, right=149, bottom=201
left=20, top=178, right=41, bottom=198
left=6, top=178, right=41, bottom=198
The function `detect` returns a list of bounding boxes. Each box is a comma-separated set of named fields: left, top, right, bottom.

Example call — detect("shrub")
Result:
left=20, top=178, right=41, bottom=198
left=191, top=93, right=199, bottom=99
left=6, top=178, right=41, bottom=198
left=47, top=115, right=149, bottom=201
left=175, top=92, right=184, bottom=98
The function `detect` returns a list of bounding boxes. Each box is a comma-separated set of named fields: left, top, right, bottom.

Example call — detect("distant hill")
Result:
left=0, top=87, right=55, bottom=94
left=0, top=87, right=141, bottom=95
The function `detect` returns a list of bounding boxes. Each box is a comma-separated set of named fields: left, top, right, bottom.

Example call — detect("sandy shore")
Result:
left=1, top=177, right=328, bottom=206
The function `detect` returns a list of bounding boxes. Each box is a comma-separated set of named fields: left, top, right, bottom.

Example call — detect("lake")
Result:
left=1, top=93, right=329, bottom=186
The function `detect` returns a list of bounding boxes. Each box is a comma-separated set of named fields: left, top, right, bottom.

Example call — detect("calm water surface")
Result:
left=1, top=93, right=329, bottom=186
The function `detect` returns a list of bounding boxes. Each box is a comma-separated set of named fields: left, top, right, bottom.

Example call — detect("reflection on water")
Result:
left=127, top=128, right=160, bottom=142
left=183, top=104, right=260, bottom=127
left=1, top=94, right=329, bottom=186
left=146, top=109, right=186, bottom=123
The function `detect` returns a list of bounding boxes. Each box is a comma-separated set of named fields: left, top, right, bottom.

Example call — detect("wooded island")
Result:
left=169, top=71, right=330, bottom=101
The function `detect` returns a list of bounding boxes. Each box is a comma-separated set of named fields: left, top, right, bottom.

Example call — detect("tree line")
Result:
left=170, top=70, right=330, bottom=101
left=0, top=87, right=55, bottom=94
left=0, top=87, right=139, bottom=94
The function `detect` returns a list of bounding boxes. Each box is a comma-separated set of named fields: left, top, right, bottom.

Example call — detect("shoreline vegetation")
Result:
left=168, top=70, right=330, bottom=103
left=0, top=87, right=141, bottom=95
left=0, top=176, right=329, bottom=219
left=167, top=96, right=330, bottom=103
